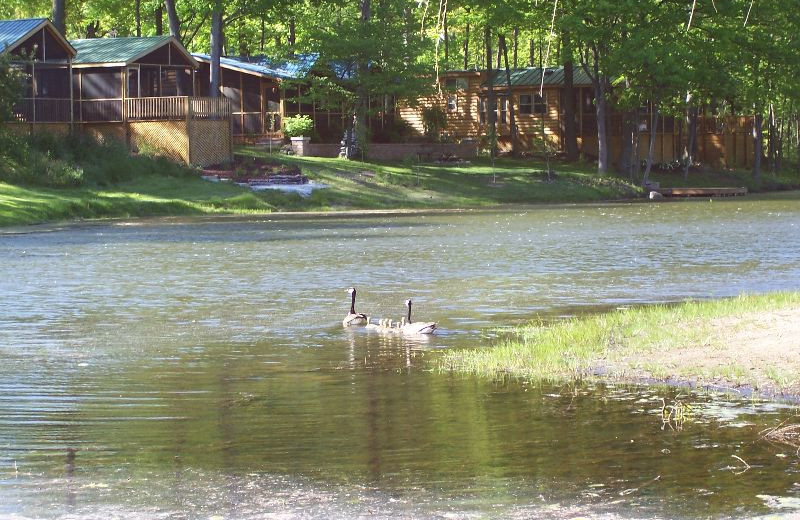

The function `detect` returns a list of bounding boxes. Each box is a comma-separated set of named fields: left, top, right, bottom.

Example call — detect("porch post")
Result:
left=69, top=60, right=74, bottom=128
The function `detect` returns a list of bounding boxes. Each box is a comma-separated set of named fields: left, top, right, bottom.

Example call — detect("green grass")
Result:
left=645, top=165, right=800, bottom=192
left=239, top=147, right=642, bottom=210
left=0, top=176, right=274, bottom=227
left=438, top=292, right=800, bottom=389
left=3, top=132, right=800, bottom=227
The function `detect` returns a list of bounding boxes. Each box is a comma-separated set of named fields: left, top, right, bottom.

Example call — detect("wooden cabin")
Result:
left=193, top=53, right=319, bottom=143
left=193, top=55, right=393, bottom=145
left=2, top=21, right=233, bottom=166
left=69, top=35, right=198, bottom=124
left=402, top=68, right=756, bottom=169
left=1, top=18, right=75, bottom=126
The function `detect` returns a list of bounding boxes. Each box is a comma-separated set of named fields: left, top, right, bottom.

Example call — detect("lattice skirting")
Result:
left=188, top=120, right=233, bottom=167
left=129, top=121, right=190, bottom=163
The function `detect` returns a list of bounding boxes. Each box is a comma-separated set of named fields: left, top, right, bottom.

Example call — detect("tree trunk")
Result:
left=684, top=105, right=698, bottom=181
left=86, top=21, right=99, bottom=38
left=463, top=22, right=469, bottom=69
left=777, top=115, right=784, bottom=172
left=753, top=111, right=763, bottom=182
left=164, top=0, right=181, bottom=43
left=562, top=32, right=578, bottom=162
left=443, top=9, right=449, bottom=64
left=633, top=107, right=642, bottom=179
left=155, top=6, right=163, bottom=35
left=796, top=115, right=800, bottom=175
left=642, top=107, right=659, bottom=185
left=135, top=0, right=141, bottom=36
left=768, top=103, right=776, bottom=173
left=352, top=0, right=371, bottom=156
left=513, top=27, right=519, bottom=68
left=529, top=39, right=534, bottom=66
left=619, top=109, right=635, bottom=178
left=500, top=34, right=519, bottom=157
left=594, top=79, right=608, bottom=173
left=52, top=0, right=66, bottom=36
left=210, top=7, right=223, bottom=98
left=288, top=17, right=296, bottom=50
left=485, top=25, right=497, bottom=158
left=260, top=18, right=265, bottom=51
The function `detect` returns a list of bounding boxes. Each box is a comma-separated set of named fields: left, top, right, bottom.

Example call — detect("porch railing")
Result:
left=12, top=98, right=72, bottom=123
left=126, top=96, right=232, bottom=121
left=11, top=96, right=233, bottom=124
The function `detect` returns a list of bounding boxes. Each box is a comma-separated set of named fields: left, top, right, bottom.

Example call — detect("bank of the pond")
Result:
left=1, top=151, right=644, bottom=227
left=439, top=292, right=800, bottom=398
left=3, top=137, right=799, bottom=227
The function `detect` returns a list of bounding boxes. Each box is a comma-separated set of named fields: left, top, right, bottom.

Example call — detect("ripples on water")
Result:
left=1, top=200, right=800, bottom=518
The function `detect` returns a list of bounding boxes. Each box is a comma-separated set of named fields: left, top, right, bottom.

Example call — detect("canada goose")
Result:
left=342, top=287, right=368, bottom=326
left=401, top=299, right=437, bottom=335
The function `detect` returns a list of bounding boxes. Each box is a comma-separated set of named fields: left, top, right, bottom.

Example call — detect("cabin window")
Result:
left=519, top=93, right=546, bottom=115
left=519, top=94, right=532, bottom=114
left=478, top=98, right=486, bottom=124
left=499, top=98, right=507, bottom=124
left=447, top=95, right=457, bottom=112
left=445, top=77, right=468, bottom=90
left=533, top=93, right=546, bottom=114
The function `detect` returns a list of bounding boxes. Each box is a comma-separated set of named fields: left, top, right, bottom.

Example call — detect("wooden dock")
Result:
left=656, top=187, right=748, bottom=198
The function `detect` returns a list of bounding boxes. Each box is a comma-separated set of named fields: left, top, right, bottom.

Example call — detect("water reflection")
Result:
left=2, top=200, right=800, bottom=517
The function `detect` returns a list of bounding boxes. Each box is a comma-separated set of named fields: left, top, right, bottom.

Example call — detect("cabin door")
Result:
left=127, top=68, right=140, bottom=98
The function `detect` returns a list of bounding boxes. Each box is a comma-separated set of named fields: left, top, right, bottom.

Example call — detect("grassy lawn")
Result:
left=3, top=140, right=799, bottom=227
left=237, top=147, right=641, bottom=210
left=644, top=165, right=800, bottom=191
left=438, top=292, right=800, bottom=395
left=0, top=176, right=273, bottom=227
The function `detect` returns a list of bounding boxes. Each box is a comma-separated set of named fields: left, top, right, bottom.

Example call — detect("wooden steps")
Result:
left=656, top=187, right=748, bottom=198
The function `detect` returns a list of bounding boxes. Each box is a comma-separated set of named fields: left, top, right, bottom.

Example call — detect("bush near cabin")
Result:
left=283, top=115, right=314, bottom=138
left=0, top=131, right=193, bottom=189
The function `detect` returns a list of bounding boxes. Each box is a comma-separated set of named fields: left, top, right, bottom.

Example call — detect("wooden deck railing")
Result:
left=12, top=96, right=233, bottom=124
left=189, top=97, right=233, bottom=120
left=126, top=96, right=232, bottom=121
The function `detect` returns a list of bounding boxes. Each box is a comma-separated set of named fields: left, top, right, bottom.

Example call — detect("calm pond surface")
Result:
left=1, top=198, right=800, bottom=518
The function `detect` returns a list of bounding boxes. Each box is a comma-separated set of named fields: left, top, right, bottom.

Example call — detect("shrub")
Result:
left=283, top=115, right=314, bottom=138
left=0, top=52, right=23, bottom=123
left=421, top=106, right=447, bottom=141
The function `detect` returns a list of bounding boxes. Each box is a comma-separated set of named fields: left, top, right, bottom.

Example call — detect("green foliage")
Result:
left=0, top=52, right=23, bottom=123
left=283, top=115, right=314, bottom=138
left=421, top=106, right=447, bottom=141
left=0, top=131, right=191, bottom=189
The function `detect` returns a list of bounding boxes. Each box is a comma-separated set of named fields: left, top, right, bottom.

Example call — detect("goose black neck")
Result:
left=350, top=290, right=356, bottom=314
left=406, top=301, right=412, bottom=323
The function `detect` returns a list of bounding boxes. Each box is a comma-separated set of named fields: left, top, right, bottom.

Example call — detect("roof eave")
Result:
left=1, top=19, right=76, bottom=59
left=126, top=35, right=198, bottom=68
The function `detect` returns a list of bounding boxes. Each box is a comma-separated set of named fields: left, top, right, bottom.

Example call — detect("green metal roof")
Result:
left=0, top=18, right=47, bottom=52
left=482, top=66, right=592, bottom=88
left=0, top=18, right=75, bottom=57
left=69, top=35, right=174, bottom=65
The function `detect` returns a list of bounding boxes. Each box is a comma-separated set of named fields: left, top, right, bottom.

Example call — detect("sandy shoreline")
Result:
left=599, top=307, right=800, bottom=400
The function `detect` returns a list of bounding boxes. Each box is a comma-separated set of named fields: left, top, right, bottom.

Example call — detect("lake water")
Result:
left=2, top=198, right=800, bottom=518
